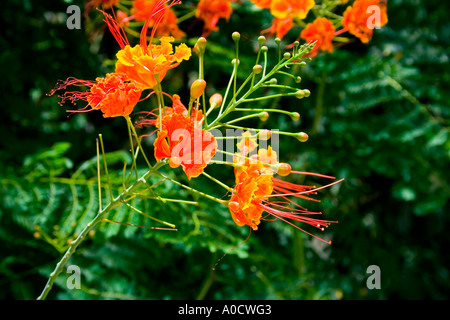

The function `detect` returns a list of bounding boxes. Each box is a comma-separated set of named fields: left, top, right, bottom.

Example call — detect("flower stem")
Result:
left=125, top=115, right=152, bottom=169
left=36, top=159, right=168, bottom=300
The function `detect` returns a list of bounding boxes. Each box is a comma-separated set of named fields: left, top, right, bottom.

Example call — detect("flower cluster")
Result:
left=254, top=0, right=388, bottom=56
left=53, top=0, right=344, bottom=253
left=84, top=0, right=387, bottom=59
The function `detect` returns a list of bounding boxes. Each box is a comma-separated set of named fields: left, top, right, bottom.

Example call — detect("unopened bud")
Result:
left=276, top=163, right=292, bottom=176
left=258, top=36, right=266, bottom=45
left=190, top=79, right=206, bottom=99
left=303, top=89, right=311, bottom=97
left=253, top=64, right=263, bottom=74
left=295, top=76, right=302, bottom=83
left=232, top=32, right=240, bottom=42
left=194, top=37, right=207, bottom=56
left=290, top=112, right=300, bottom=121
left=258, top=129, right=271, bottom=140
left=209, top=93, right=223, bottom=109
left=295, top=90, right=305, bottom=99
left=231, top=58, right=240, bottom=66
left=261, top=46, right=268, bottom=53
left=259, top=111, right=269, bottom=121
left=296, top=132, right=309, bottom=142
left=283, top=52, right=291, bottom=60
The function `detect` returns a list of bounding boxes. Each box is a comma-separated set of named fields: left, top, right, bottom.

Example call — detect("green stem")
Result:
left=36, top=159, right=168, bottom=300
left=125, top=115, right=152, bottom=169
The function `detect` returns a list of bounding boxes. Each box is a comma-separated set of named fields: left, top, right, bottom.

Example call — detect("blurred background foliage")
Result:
left=0, top=0, right=449, bottom=300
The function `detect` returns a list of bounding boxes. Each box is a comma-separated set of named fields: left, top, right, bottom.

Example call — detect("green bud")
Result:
left=303, top=89, right=311, bottom=97
left=295, top=90, right=305, bottom=99
left=290, top=112, right=300, bottom=121
left=296, top=132, right=309, bottom=142
left=259, top=111, right=269, bottom=121
left=253, top=65, right=263, bottom=74
left=283, top=52, right=291, bottom=60
left=232, top=32, right=240, bottom=42
left=194, top=37, right=207, bottom=56
left=258, top=36, right=266, bottom=45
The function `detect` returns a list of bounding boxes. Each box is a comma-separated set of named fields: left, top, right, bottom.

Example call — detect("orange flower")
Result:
left=341, top=0, right=388, bottom=43
left=300, top=17, right=335, bottom=57
left=250, top=0, right=272, bottom=9
left=262, top=16, right=294, bottom=39
left=130, top=0, right=186, bottom=39
left=50, top=73, right=143, bottom=118
left=102, top=0, right=191, bottom=89
left=195, top=0, right=233, bottom=37
left=153, top=95, right=217, bottom=180
left=270, top=0, right=315, bottom=20
left=228, top=144, right=343, bottom=243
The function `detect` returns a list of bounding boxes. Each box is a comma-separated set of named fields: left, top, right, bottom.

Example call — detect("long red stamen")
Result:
left=100, top=9, right=129, bottom=49
left=256, top=201, right=337, bottom=244
left=267, top=178, right=345, bottom=197
left=290, top=171, right=336, bottom=179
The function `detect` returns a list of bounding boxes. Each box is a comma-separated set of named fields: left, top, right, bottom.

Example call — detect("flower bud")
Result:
left=194, top=37, right=207, bottom=56
left=290, top=112, right=300, bottom=121
left=259, top=111, right=269, bottom=121
left=303, top=89, right=311, bottom=97
left=296, top=132, right=309, bottom=142
left=261, top=46, right=268, bottom=53
left=209, top=93, right=223, bottom=109
left=295, top=90, right=305, bottom=99
left=295, top=76, right=302, bottom=83
left=231, top=58, right=240, bottom=66
left=258, top=129, right=271, bottom=140
left=283, top=52, right=291, bottom=60
left=276, top=163, right=291, bottom=176
left=232, top=32, right=240, bottom=42
left=253, top=64, right=263, bottom=74
left=190, top=79, right=206, bottom=99
left=258, top=36, right=266, bottom=45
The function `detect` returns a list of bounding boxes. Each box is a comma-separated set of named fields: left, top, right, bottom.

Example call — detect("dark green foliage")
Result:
left=0, top=0, right=448, bottom=300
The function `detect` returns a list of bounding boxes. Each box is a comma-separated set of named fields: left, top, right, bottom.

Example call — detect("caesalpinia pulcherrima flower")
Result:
left=228, top=133, right=343, bottom=243
left=195, top=0, right=233, bottom=37
left=300, top=17, right=335, bottom=57
left=152, top=95, right=218, bottom=180
left=270, top=0, right=315, bottom=20
left=256, top=0, right=315, bottom=40
left=341, top=0, right=388, bottom=43
left=129, top=0, right=186, bottom=39
left=102, top=0, right=191, bottom=89
left=50, top=73, right=143, bottom=118
left=262, top=16, right=294, bottom=40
